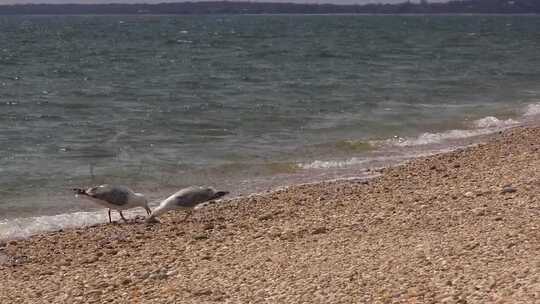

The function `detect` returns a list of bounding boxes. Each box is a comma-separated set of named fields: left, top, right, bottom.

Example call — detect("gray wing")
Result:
left=88, top=185, right=131, bottom=206
left=175, top=187, right=215, bottom=208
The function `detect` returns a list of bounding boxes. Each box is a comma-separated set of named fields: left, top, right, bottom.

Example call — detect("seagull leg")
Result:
left=119, top=210, right=128, bottom=222
left=108, top=209, right=112, bottom=223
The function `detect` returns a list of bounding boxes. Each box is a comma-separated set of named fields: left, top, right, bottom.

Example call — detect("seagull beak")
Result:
left=145, top=216, right=160, bottom=224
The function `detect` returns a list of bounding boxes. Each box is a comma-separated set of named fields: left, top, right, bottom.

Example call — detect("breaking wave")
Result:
left=0, top=208, right=149, bottom=241
left=387, top=115, right=521, bottom=147
left=298, top=157, right=368, bottom=169
left=388, top=128, right=496, bottom=147
left=524, top=102, right=540, bottom=117
left=473, top=116, right=519, bottom=128
left=298, top=105, right=537, bottom=170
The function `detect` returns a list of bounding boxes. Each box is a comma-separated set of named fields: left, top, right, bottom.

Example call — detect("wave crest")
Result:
left=298, top=157, right=367, bottom=169
left=473, top=116, right=518, bottom=128
left=390, top=129, right=495, bottom=147
left=524, top=102, right=540, bottom=117
left=0, top=209, right=149, bottom=241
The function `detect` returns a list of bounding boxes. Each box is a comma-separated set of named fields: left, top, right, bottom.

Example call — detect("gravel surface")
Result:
left=2, top=127, right=540, bottom=303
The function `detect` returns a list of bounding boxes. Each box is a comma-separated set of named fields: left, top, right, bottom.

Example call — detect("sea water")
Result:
left=1, top=15, right=540, bottom=239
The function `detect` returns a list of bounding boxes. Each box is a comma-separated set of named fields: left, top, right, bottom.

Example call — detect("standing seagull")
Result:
left=146, top=186, right=229, bottom=223
left=73, top=184, right=151, bottom=223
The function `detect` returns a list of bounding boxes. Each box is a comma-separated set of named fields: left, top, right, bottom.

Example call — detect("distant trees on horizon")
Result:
left=0, top=0, right=539, bottom=15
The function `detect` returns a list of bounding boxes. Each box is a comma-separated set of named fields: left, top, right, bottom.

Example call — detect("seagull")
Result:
left=73, top=184, right=151, bottom=223
left=146, top=186, right=229, bottom=223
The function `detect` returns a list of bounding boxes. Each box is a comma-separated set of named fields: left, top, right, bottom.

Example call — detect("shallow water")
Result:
left=1, top=15, right=540, bottom=236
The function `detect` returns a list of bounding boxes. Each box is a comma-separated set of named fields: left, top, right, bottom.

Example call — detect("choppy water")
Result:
left=2, top=15, right=540, bottom=238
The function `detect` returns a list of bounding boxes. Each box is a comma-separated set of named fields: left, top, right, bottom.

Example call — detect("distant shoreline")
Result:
left=2, top=13, right=540, bottom=16
left=0, top=1, right=539, bottom=15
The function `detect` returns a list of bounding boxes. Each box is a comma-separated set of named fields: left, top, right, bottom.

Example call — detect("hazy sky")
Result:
left=0, top=0, right=450, bottom=5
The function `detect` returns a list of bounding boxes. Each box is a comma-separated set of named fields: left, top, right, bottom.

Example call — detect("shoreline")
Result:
left=0, top=116, right=526, bottom=241
left=0, top=120, right=520, bottom=243
left=1, top=105, right=535, bottom=227
left=0, top=126, right=500, bottom=243
left=2, top=125, right=540, bottom=302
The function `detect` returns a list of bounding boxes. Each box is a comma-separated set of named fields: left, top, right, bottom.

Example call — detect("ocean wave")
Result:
left=472, top=116, right=519, bottom=128
left=524, top=102, right=540, bottom=117
left=0, top=208, right=148, bottom=241
left=298, top=157, right=368, bottom=169
left=387, top=115, right=520, bottom=147
left=389, top=129, right=496, bottom=147
left=301, top=112, right=525, bottom=169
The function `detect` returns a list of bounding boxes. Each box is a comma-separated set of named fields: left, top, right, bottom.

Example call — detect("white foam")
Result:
left=386, top=115, right=521, bottom=147
left=299, top=116, right=515, bottom=169
left=473, top=116, right=518, bottom=128
left=0, top=208, right=149, bottom=241
left=297, top=153, right=435, bottom=170
left=0, top=212, right=100, bottom=241
left=385, top=101, right=540, bottom=148
left=388, top=128, right=494, bottom=147
left=298, top=157, right=367, bottom=169
left=524, top=102, right=540, bottom=117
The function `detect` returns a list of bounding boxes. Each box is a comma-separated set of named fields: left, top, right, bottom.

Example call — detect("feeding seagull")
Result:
left=146, top=186, right=229, bottom=223
left=73, top=184, right=151, bottom=223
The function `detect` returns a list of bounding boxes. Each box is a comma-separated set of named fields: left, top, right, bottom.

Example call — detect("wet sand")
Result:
left=2, top=126, right=540, bottom=303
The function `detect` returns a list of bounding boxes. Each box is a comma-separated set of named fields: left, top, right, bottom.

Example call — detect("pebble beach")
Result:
left=2, top=126, right=540, bottom=303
